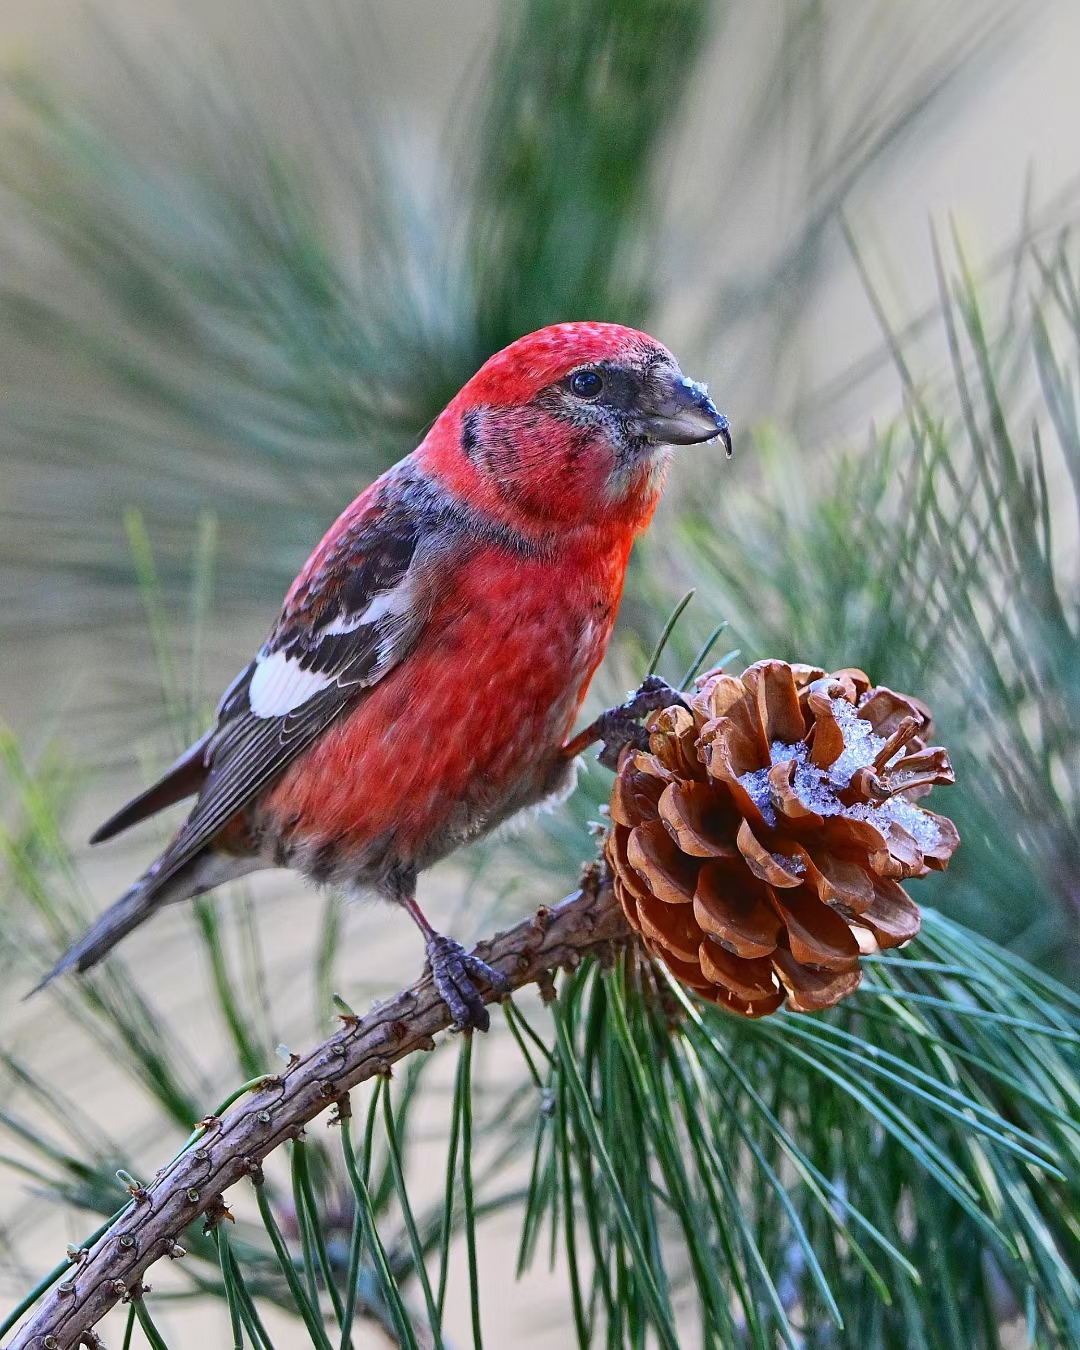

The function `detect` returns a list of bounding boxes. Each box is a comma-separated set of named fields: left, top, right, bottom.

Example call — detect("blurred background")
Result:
left=1, top=0, right=1079, bottom=1344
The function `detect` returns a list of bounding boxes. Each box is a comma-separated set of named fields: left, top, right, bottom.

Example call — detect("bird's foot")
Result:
left=590, top=675, right=690, bottom=770
left=424, top=933, right=510, bottom=1032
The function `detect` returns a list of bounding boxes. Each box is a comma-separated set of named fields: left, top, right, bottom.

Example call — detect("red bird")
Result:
left=41, top=323, right=728, bottom=1028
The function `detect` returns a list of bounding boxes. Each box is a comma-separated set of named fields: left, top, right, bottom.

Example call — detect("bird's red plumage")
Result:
left=52, top=321, right=727, bottom=1011
left=261, top=521, right=632, bottom=864
left=417, top=323, right=671, bottom=534
left=258, top=323, right=668, bottom=867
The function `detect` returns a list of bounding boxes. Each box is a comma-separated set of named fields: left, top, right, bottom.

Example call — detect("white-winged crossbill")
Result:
left=40, top=322, right=729, bottom=1027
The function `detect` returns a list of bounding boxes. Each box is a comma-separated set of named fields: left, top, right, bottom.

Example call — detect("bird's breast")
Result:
left=258, top=540, right=626, bottom=880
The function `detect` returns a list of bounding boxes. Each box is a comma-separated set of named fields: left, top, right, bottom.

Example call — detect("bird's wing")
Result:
left=92, top=468, right=448, bottom=883
left=89, top=734, right=214, bottom=844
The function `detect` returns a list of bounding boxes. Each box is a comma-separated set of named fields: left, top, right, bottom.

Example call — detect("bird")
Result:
left=37, top=322, right=729, bottom=1029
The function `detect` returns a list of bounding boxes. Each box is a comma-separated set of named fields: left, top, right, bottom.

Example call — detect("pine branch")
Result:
left=4, top=877, right=627, bottom=1350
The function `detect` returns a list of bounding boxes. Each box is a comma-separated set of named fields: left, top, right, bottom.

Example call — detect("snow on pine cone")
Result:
left=605, top=660, right=959, bottom=1018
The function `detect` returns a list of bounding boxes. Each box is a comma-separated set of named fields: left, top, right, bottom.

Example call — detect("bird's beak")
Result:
left=635, top=368, right=732, bottom=456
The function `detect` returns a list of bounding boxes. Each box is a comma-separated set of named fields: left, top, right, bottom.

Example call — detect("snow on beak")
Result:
left=636, top=368, right=731, bottom=455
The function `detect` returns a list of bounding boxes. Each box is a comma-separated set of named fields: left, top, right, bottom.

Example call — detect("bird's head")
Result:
left=418, top=322, right=729, bottom=537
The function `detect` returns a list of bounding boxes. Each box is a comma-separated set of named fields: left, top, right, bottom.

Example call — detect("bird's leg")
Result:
left=403, top=893, right=510, bottom=1033
left=563, top=674, right=691, bottom=771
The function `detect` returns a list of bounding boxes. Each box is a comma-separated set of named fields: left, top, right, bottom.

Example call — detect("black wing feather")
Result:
left=92, top=467, right=450, bottom=888
left=88, top=734, right=212, bottom=844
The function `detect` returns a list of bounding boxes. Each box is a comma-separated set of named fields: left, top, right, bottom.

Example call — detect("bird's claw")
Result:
left=425, top=933, right=510, bottom=1032
left=594, top=675, right=689, bottom=770
left=595, top=713, right=650, bottom=771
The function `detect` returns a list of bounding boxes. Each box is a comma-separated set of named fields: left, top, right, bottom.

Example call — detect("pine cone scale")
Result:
left=636, top=892, right=705, bottom=963
left=861, top=875, right=922, bottom=947
left=694, top=865, right=781, bottom=957
left=626, top=819, right=699, bottom=904
left=773, top=945, right=864, bottom=1013
left=735, top=818, right=805, bottom=887
left=803, top=849, right=874, bottom=913
left=698, top=938, right=778, bottom=1002
left=658, top=780, right=740, bottom=858
left=770, top=885, right=861, bottom=971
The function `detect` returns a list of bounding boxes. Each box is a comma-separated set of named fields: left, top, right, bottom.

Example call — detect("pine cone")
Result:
left=605, top=660, right=959, bottom=1018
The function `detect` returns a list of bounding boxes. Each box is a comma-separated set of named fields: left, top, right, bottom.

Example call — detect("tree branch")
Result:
left=4, top=877, right=627, bottom=1350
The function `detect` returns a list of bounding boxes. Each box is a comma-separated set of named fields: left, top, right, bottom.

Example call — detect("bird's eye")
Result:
left=569, top=369, right=604, bottom=399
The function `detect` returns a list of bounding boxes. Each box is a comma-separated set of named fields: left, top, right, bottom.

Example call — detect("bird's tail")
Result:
left=29, top=856, right=206, bottom=995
